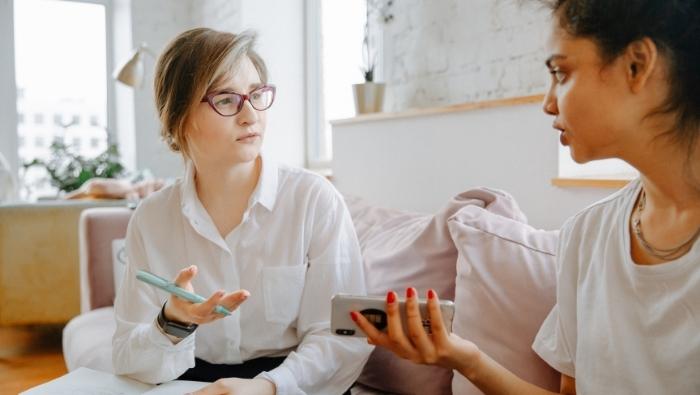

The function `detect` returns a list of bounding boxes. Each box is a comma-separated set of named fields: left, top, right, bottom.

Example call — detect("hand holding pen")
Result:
left=139, top=265, right=250, bottom=326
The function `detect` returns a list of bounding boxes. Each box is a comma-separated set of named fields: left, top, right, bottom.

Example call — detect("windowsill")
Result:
left=551, top=177, right=634, bottom=189
left=330, top=95, right=545, bottom=126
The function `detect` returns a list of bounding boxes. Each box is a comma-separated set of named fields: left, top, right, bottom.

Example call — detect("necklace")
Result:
left=632, top=188, right=700, bottom=261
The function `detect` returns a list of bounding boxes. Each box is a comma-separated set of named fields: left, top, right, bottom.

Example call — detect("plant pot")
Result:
left=353, top=82, right=386, bottom=114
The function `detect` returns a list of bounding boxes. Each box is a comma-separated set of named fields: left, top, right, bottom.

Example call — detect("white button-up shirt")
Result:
left=113, top=157, right=372, bottom=394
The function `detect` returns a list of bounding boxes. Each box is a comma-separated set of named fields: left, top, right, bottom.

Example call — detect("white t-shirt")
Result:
left=113, top=156, right=373, bottom=394
left=533, top=179, right=700, bottom=395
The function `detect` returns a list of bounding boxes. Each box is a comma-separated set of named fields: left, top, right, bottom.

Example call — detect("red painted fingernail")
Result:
left=387, top=291, right=396, bottom=303
left=428, top=289, right=435, bottom=299
left=350, top=311, right=359, bottom=322
left=406, top=287, right=415, bottom=298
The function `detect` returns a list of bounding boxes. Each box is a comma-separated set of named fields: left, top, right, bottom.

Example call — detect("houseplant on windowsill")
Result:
left=23, top=138, right=126, bottom=198
left=353, top=0, right=393, bottom=114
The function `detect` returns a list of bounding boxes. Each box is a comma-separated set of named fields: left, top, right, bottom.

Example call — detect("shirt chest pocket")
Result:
left=262, top=265, right=307, bottom=324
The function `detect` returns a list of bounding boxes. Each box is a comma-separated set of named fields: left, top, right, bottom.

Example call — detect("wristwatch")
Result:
left=157, top=302, right=198, bottom=339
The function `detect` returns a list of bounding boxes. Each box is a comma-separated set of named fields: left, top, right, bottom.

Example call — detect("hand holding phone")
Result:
left=344, top=289, right=480, bottom=375
left=331, top=293, right=455, bottom=337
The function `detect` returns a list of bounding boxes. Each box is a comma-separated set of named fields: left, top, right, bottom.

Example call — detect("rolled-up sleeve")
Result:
left=257, top=183, right=373, bottom=394
left=112, top=211, right=196, bottom=384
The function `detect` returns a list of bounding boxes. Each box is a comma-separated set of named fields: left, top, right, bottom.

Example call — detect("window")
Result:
left=13, top=0, right=112, bottom=198
left=306, top=0, right=369, bottom=169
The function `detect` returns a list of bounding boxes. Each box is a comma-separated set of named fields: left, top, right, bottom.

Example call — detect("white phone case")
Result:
left=331, top=293, right=455, bottom=337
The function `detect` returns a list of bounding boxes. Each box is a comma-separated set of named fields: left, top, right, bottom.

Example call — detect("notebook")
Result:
left=21, top=367, right=208, bottom=395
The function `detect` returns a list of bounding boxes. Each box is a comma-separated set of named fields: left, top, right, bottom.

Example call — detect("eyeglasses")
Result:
left=201, top=84, right=276, bottom=117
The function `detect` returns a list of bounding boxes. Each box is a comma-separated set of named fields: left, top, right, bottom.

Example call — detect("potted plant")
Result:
left=353, top=0, right=393, bottom=114
left=23, top=138, right=126, bottom=196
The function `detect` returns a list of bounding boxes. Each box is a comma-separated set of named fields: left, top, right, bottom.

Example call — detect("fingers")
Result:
left=426, top=289, right=450, bottom=347
left=384, top=290, right=419, bottom=359
left=191, top=290, right=226, bottom=318
left=352, top=309, right=387, bottom=346
left=189, top=380, right=227, bottom=395
left=190, top=289, right=251, bottom=323
left=404, top=287, right=435, bottom=358
left=218, top=289, right=251, bottom=312
left=173, top=265, right=197, bottom=290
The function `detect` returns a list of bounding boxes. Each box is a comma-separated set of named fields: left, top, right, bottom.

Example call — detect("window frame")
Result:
left=0, top=0, right=117, bottom=181
left=304, top=0, right=327, bottom=170
left=304, top=0, right=384, bottom=171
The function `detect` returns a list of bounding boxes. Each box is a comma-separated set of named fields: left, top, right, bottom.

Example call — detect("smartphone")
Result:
left=331, top=293, right=455, bottom=337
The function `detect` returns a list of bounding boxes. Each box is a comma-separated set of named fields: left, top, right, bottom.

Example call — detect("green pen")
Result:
left=135, top=269, right=232, bottom=316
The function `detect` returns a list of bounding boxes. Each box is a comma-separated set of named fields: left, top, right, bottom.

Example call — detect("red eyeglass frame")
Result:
left=200, top=84, right=276, bottom=117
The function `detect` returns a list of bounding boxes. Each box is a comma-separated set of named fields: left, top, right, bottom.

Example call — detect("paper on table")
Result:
left=144, top=380, right=208, bottom=394
left=20, top=367, right=207, bottom=395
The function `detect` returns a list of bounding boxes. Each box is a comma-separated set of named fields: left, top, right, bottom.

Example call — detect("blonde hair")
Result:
left=153, top=28, right=268, bottom=156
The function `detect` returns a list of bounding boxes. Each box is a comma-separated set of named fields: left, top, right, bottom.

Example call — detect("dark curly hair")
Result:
left=544, top=0, right=700, bottom=159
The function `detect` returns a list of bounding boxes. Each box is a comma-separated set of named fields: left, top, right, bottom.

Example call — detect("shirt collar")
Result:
left=180, top=155, right=278, bottom=213
left=253, top=154, right=278, bottom=211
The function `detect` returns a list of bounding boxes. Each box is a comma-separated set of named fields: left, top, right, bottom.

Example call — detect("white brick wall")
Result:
left=381, top=0, right=551, bottom=111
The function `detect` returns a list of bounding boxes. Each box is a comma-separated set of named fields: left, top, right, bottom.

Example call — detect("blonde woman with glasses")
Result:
left=112, top=28, right=372, bottom=395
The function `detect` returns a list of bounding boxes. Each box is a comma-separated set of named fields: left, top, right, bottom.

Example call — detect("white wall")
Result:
left=130, top=0, right=201, bottom=179
left=129, top=0, right=305, bottom=178
left=240, top=0, right=306, bottom=168
left=332, top=102, right=615, bottom=230
left=381, top=0, right=550, bottom=112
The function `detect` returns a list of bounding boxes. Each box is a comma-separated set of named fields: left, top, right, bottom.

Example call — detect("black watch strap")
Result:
left=157, top=302, right=198, bottom=339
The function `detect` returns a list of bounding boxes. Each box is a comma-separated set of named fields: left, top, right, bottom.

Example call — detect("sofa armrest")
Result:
left=79, top=207, right=132, bottom=312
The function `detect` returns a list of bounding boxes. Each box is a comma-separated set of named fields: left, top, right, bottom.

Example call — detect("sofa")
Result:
left=63, top=188, right=560, bottom=394
left=0, top=200, right=125, bottom=325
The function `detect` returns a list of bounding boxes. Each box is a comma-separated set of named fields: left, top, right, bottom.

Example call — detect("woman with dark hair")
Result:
left=354, top=1, right=700, bottom=394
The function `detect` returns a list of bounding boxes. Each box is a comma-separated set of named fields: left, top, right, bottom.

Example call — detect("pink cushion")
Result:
left=79, top=207, right=132, bottom=312
left=345, top=188, right=527, bottom=395
left=447, top=205, right=560, bottom=394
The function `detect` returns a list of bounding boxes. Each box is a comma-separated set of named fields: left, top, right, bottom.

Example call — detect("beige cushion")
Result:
left=448, top=205, right=560, bottom=394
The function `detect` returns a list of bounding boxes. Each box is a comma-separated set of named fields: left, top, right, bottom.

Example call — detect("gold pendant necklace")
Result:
left=632, top=189, right=700, bottom=261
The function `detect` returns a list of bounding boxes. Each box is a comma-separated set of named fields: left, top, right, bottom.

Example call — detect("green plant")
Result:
left=24, top=139, right=126, bottom=193
left=362, top=0, right=394, bottom=82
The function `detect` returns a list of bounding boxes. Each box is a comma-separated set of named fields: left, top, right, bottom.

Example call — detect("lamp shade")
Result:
left=113, top=48, right=144, bottom=88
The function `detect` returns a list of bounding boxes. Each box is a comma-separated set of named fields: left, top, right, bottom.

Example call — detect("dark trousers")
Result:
left=178, top=357, right=352, bottom=394
left=178, top=356, right=287, bottom=381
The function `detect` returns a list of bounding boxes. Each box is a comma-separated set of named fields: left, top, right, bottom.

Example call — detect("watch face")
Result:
left=164, top=321, right=197, bottom=339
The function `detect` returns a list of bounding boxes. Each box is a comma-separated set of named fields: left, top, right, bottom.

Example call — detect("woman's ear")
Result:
left=625, top=37, right=658, bottom=94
